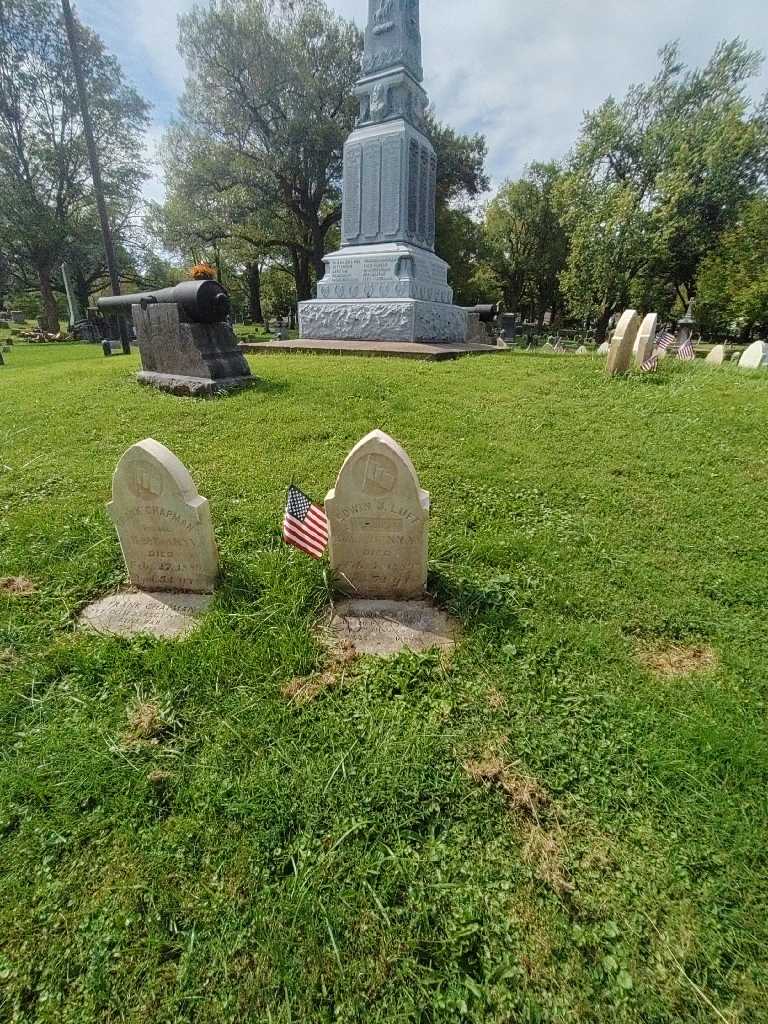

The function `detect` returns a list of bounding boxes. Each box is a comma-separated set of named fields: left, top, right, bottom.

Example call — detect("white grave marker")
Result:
left=634, top=313, right=658, bottom=368
left=108, top=439, right=218, bottom=593
left=606, top=310, right=641, bottom=376
left=325, top=430, right=429, bottom=600
left=739, top=340, right=768, bottom=370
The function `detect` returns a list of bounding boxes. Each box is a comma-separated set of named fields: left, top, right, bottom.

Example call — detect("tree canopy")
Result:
left=0, top=0, right=149, bottom=327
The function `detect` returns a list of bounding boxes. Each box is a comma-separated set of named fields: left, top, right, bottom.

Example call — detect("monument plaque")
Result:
left=325, top=430, right=429, bottom=600
left=108, top=439, right=218, bottom=594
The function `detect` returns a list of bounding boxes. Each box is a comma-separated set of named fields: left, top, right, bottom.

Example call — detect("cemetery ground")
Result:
left=1, top=344, right=767, bottom=1024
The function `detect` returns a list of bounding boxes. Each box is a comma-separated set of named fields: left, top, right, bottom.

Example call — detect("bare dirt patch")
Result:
left=464, top=745, right=575, bottom=895
left=636, top=642, right=718, bottom=678
left=464, top=754, right=550, bottom=818
left=522, top=825, right=575, bottom=895
left=125, top=701, right=169, bottom=744
left=282, top=643, right=359, bottom=705
left=486, top=687, right=507, bottom=710
left=0, top=577, right=37, bottom=596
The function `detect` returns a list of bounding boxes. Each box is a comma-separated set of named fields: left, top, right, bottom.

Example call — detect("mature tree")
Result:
left=0, top=0, right=149, bottom=329
left=174, top=0, right=361, bottom=301
left=696, top=194, right=768, bottom=336
left=423, top=114, right=489, bottom=304
left=482, top=162, right=568, bottom=321
left=555, top=40, right=768, bottom=337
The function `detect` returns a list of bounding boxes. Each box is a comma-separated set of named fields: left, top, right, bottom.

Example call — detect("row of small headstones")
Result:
left=104, top=430, right=428, bottom=602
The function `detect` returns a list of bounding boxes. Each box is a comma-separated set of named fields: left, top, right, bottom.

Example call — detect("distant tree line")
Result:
left=1, top=0, right=766, bottom=338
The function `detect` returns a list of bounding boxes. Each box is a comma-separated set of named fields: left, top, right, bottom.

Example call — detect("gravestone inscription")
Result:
left=108, top=438, right=218, bottom=593
left=325, top=430, right=429, bottom=600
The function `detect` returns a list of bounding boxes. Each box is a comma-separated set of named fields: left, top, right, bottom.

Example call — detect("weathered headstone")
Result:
left=597, top=340, right=610, bottom=356
left=575, top=345, right=589, bottom=355
left=606, top=310, right=641, bottom=376
left=705, top=344, right=726, bottom=367
left=325, top=430, right=429, bottom=600
left=634, top=313, right=658, bottom=367
left=739, top=339, right=768, bottom=370
left=108, top=438, right=218, bottom=593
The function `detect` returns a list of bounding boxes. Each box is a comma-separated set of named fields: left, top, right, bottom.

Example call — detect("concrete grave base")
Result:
left=327, top=599, right=459, bottom=657
left=240, top=339, right=500, bottom=361
left=79, top=591, right=213, bottom=639
left=137, top=371, right=260, bottom=398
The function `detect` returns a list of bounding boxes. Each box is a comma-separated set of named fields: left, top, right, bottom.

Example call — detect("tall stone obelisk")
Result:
left=298, top=0, right=471, bottom=344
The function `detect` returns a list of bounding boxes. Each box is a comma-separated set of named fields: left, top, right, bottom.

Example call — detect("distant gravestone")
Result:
left=541, top=342, right=555, bottom=353
left=597, top=340, right=610, bottom=356
left=634, top=313, right=658, bottom=367
left=606, top=310, right=641, bottom=376
left=575, top=345, right=589, bottom=355
left=108, top=438, right=218, bottom=594
left=739, top=340, right=768, bottom=370
left=705, top=344, right=726, bottom=367
left=325, top=430, right=429, bottom=600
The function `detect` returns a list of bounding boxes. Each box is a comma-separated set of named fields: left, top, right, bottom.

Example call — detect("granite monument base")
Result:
left=240, top=338, right=499, bottom=360
left=137, top=371, right=260, bottom=398
left=299, top=298, right=471, bottom=344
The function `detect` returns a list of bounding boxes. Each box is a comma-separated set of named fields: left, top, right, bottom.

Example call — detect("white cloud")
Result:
left=78, top=0, right=768, bottom=201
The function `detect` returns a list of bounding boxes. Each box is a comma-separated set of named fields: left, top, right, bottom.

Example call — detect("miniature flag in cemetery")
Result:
left=677, top=335, right=696, bottom=361
left=641, top=352, right=659, bottom=373
left=656, top=327, right=676, bottom=352
left=553, top=339, right=566, bottom=353
left=283, top=485, right=328, bottom=560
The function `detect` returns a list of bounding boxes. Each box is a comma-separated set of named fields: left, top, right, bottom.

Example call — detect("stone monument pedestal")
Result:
left=133, top=303, right=257, bottom=398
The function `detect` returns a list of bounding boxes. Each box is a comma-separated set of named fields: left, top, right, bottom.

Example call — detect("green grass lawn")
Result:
left=1, top=344, right=767, bottom=1023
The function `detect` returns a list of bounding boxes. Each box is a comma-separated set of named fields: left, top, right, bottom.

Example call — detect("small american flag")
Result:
left=656, top=327, right=676, bottom=352
left=641, top=353, right=659, bottom=373
left=677, top=334, right=695, bottom=361
left=283, top=485, right=328, bottom=560
left=553, top=339, right=566, bottom=353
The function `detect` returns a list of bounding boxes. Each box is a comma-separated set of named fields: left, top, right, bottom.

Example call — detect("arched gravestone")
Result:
left=705, top=344, right=726, bottom=366
left=325, top=430, right=429, bottom=600
left=606, top=310, right=641, bottom=376
left=634, top=313, right=658, bottom=367
left=739, top=340, right=768, bottom=370
left=108, top=439, right=218, bottom=594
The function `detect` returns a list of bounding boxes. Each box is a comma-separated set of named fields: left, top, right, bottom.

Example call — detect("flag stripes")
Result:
left=283, top=485, right=328, bottom=560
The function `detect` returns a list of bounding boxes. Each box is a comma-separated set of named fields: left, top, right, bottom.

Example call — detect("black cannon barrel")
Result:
left=97, top=280, right=231, bottom=324
left=471, top=303, right=499, bottom=323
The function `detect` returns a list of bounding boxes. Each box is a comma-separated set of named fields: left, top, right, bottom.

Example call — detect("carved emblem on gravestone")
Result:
left=108, top=439, right=218, bottom=594
left=325, top=430, right=429, bottom=600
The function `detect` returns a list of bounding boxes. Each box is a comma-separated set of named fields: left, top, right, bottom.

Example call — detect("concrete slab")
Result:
left=79, top=590, right=213, bottom=639
left=327, top=599, right=459, bottom=656
left=239, top=339, right=502, bottom=361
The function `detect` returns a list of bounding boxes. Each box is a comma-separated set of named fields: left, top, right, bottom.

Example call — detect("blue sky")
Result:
left=76, top=0, right=768, bottom=204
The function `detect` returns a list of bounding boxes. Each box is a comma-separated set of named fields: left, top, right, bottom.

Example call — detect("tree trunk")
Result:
left=38, top=266, right=60, bottom=332
left=292, top=250, right=313, bottom=302
left=75, top=266, right=91, bottom=316
left=596, top=307, right=613, bottom=343
left=246, top=262, right=264, bottom=323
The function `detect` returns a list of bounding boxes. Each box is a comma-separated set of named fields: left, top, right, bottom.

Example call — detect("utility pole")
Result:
left=60, top=0, right=130, bottom=353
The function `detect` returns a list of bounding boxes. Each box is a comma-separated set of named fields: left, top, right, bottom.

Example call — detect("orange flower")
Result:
left=190, top=263, right=216, bottom=280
